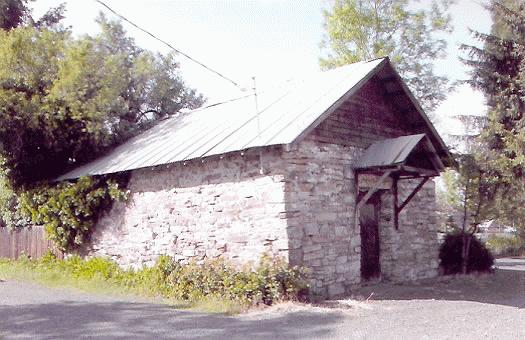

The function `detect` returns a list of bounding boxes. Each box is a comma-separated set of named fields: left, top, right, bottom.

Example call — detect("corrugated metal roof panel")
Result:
left=57, top=58, right=386, bottom=180
left=353, top=134, right=427, bottom=169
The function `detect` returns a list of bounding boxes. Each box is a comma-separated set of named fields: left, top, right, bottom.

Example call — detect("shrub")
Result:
left=18, top=175, right=129, bottom=252
left=3, top=253, right=309, bottom=308
left=439, top=232, right=494, bottom=274
left=486, top=235, right=525, bottom=257
left=163, top=256, right=308, bottom=305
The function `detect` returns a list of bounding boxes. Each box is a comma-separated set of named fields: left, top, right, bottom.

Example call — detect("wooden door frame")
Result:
left=358, top=190, right=382, bottom=281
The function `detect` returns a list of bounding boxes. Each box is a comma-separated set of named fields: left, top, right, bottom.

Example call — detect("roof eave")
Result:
left=289, top=57, right=454, bottom=168
left=380, top=62, right=455, bottom=168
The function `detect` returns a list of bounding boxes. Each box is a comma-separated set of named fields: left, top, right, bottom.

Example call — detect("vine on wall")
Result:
left=18, top=175, right=129, bottom=252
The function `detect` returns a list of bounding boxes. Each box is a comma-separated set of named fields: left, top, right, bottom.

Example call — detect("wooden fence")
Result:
left=0, top=226, right=63, bottom=259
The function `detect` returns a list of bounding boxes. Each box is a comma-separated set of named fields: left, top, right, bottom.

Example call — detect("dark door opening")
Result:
left=359, top=191, right=381, bottom=281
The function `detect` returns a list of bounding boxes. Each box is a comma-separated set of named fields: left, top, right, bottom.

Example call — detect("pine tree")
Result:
left=462, top=0, right=525, bottom=232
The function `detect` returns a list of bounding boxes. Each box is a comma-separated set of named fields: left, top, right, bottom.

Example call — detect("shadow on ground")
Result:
left=0, top=300, right=344, bottom=339
left=350, top=258, right=525, bottom=309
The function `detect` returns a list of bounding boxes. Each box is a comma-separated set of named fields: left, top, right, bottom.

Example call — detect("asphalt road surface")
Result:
left=1, top=258, right=524, bottom=339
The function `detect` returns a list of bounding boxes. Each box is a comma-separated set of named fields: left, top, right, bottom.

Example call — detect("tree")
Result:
left=320, top=0, right=454, bottom=115
left=0, top=15, right=204, bottom=188
left=439, top=112, right=499, bottom=273
left=442, top=153, right=499, bottom=273
left=0, top=0, right=65, bottom=30
left=462, top=0, right=525, bottom=236
left=0, top=15, right=204, bottom=242
left=0, top=0, right=27, bottom=29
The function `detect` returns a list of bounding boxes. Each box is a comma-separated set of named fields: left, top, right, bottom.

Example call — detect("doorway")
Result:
left=359, top=191, right=381, bottom=281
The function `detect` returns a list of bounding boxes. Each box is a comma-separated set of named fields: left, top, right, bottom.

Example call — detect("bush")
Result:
left=163, top=256, right=308, bottom=305
left=3, top=253, right=309, bottom=308
left=439, top=233, right=494, bottom=274
left=486, top=235, right=525, bottom=257
left=18, top=175, right=128, bottom=252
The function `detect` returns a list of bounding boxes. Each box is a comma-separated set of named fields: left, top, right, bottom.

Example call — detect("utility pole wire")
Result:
left=94, top=0, right=245, bottom=91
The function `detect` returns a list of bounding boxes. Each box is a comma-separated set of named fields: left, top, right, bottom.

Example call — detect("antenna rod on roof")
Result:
left=252, top=76, right=260, bottom=141
left=252, top=76, right=264, bottom=174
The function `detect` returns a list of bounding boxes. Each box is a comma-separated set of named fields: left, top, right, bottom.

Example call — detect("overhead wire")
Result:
left=93, top=0, right=245, bottom=91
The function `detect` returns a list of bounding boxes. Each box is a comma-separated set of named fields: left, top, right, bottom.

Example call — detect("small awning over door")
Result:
left=353, top=134, right=444, bottom=177
left=353, top=134, right=445, bottom=230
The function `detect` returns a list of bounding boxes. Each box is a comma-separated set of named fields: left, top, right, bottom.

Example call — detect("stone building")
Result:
left=59, top=57, right=453, bottom=298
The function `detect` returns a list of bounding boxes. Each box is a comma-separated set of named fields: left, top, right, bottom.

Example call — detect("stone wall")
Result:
left=287, top=74, right=441, bottom=297
left=281, top=140, right=439, bottom=298
left=86, top=73, right=441, bottom=298
left=282, top=140, right=363, bottom=298
left=89, top=147, right=290, bottom=268
left=379, top=180, right=439, bottom=281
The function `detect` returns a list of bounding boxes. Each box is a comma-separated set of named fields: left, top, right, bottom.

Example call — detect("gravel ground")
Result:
left=0, top=258, right=524, bottom=340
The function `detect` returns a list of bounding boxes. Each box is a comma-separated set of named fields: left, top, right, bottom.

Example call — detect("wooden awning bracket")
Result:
left=393, top=176, right=430, bottom=230
left=354, top=169, right=394, bottom=230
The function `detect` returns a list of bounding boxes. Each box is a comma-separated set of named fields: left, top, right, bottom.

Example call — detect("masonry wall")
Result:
left=379, top=180, right=439, bottom=281
left=282, top=140, right=362, bottom=298
left=87, top=73, right=441, bottom=298
left=89, top=147, right=290, bottom=268
left=289, top=75, right=440, bottom=297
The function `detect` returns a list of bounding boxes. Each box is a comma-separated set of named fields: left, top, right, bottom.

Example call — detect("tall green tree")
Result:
left=0, top=15, right=204, bottom=242
left=462, top=0, right=525, bottom=235
left=0, top=16, right=203, bottom=188
left=0, top=0, right=65, bottom=30
left=321, top=0, right=454, bottom=115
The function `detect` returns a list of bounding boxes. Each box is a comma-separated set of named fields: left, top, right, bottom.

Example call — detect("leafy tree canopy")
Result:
left=0, top=14, right=204, bottom=188
left=0, top=0, right=65, bottom=30
left=320, top=0, right=454, bottom=115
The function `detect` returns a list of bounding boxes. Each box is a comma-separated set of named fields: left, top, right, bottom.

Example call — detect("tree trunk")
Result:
left=461, top=233, right=473, bottom=274
left=462, top=225, right=479, bottom=274
left=461, top=182, right=469, bottom=274
left=461, top=232, right=469, bottom=274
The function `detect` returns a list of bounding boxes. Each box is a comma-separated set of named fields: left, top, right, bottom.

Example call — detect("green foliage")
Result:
left=0, top=16, right=203, bottom=188
left=0, top=0, right=65, bottom=31
left=0, top=163, right=29, bottom=228
left=439, top=169, right=462, bottom=209
left=162, top=256, right=308, bottom=305
left=17, top=176, right=129, bottom=252
left=439, top=153, right=499, bottom=233
left=439, top=233, right=494, bottom=274
left=1, top=253, right=309, bottom=310
left=0, top=0, right=27, bottom=30
left=320, top=0, right=454, bottom=114
left=462, top=1, right=525, bottom=230
left=0, top=14, right=204, bottom=240
left=486, top=235, right=525, bottom=257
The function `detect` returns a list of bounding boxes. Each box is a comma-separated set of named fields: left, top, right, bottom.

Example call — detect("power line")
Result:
left=94, top=0, right=245, bottom=91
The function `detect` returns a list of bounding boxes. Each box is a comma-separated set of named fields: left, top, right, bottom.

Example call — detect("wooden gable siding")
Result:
left=305, top=76, right=411, bottom=148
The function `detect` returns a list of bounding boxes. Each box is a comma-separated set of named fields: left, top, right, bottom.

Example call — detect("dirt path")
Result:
left=0, top=258, right=524, bottom=339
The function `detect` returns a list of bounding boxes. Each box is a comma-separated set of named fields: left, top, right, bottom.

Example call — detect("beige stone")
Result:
left=87, top=83, right=442, bottom=299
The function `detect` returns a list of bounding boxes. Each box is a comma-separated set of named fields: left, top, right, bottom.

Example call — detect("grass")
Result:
left=0, top=257, right=244, bottom=314
left=0, top=253, right=307, bottom=315
left=486, top=235, right=525, bottom=257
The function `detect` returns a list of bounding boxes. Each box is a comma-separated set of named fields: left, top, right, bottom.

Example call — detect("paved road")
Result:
left=1, top=258, right=524, bottom=339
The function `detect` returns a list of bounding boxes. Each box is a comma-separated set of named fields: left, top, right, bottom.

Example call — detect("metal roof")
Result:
left=352, top=134, right=444, bottom=171
left=58, top=58, right=387, bottom=180
left=353, top=134, right=426, bottom=169
left=57, top=57, right=451, bottom=181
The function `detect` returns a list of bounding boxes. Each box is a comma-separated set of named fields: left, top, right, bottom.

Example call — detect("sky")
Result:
left=30, top=0, right=493, bottom=137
